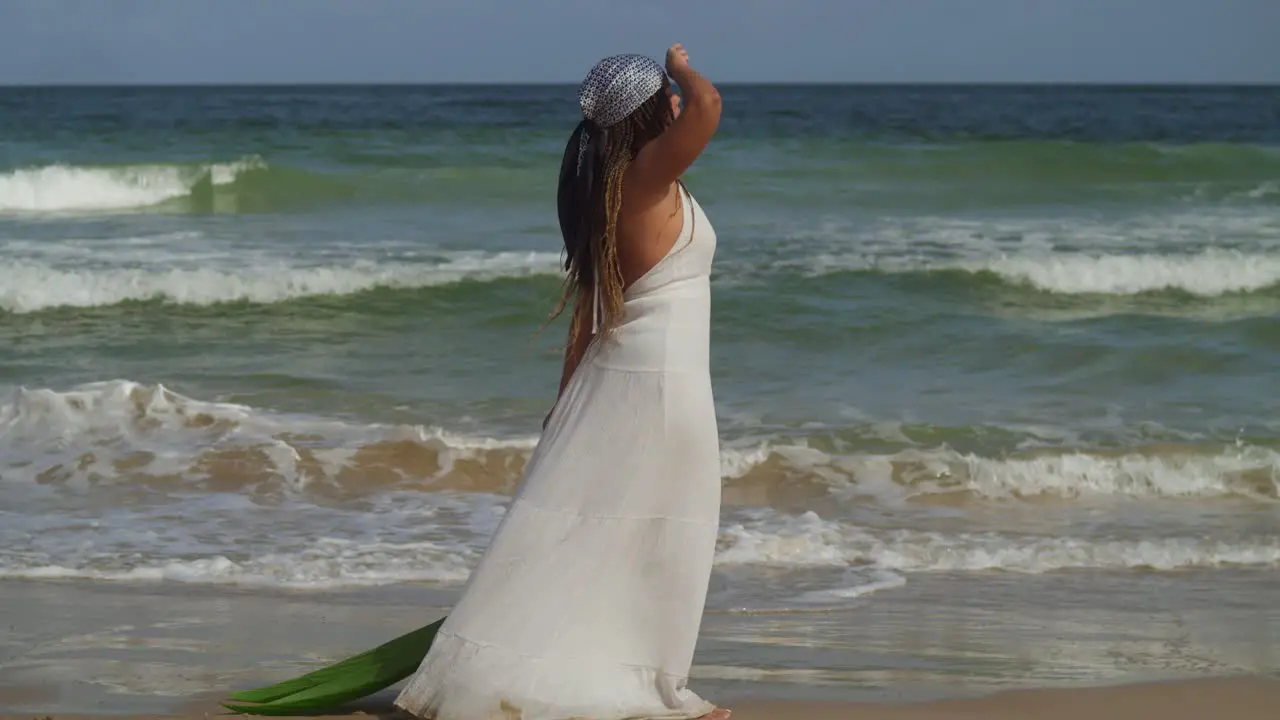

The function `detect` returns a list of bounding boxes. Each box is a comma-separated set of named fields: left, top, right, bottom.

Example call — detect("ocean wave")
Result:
left=794, top=249, right=1280, bottom=298
left=0, top=540, right=479, bottom=589
left=0, top=156, right=547, bottom=215
left=725, top=438, right=1280, bottom=502
left=3, top=381, right=1276, bottom=502
left=0, top=380, right=540, bottom=496
left=0, top=252, right=562, bottom=313
left=970, top=249, right=1280, bottom=296
left=8, top=247, right=1278, bottom=317
left=3, top=140, right=1277, bottom=217
left=0, top=490, right=499, bottom=589
left=928, top=447, right=1280, bottom=500
left=3, top=381, right=1278, bottom=590
left=716, top=510, right=1280, bottom=573
left=0, top=157, right=264, bottom=213
left=4, top=499, right=1276, bottom=590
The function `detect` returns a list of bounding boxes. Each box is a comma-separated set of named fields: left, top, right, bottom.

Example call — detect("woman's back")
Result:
left=616, top=182, right=687, bottom=289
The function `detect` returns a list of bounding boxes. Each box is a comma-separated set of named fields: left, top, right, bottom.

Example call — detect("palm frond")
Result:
left=222, top=616, right=444, bottom=715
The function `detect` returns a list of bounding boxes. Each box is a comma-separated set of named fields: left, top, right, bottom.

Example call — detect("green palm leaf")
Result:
left=222, top=616, right=444, bottom=715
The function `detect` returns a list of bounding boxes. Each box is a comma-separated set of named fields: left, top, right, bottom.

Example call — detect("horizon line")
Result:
left=2, top=79, right=1278, bottom=89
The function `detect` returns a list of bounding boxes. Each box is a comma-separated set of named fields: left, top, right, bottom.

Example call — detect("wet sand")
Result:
left=1, top=676, right=1278, bottom=719
left=1, top=576, right=1276, bottom=717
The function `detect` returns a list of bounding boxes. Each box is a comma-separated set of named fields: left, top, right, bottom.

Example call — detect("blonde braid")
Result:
left=550, top=86, right=673, bottom=353
left=594, top=122, right=634, bottom=337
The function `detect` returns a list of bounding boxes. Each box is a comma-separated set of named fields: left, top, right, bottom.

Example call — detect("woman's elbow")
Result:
left=697, top=88, right=722, bottom=111
left=687, top=89, right=722, bottom=123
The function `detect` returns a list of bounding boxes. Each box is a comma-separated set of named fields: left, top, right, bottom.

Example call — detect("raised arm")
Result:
left=626, top=44, right=722, bottom=205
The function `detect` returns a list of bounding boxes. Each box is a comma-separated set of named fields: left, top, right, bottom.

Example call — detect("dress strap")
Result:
left=591, top=281, right=600, bottom=336
left=675, top=182, right=695, bottom=254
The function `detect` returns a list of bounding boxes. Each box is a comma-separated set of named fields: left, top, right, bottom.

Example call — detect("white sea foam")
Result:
left=790, top=249, right=1280, bottom=297
left=948, top=447, right=1280, bottom=499
left=973, top=249, right=1280, bottom=296
left=0, top=490, right=500, bottom=589
left=0, top=251, right=563, bottom=313
left=779, top=211, right=1280, bottom=296
left=720, top=437, right=1280, bottom=502
left=3, top=382, right=1277, bottom=589
left=793, top=211, right=1280, bottom=259
left=0, top=157, right=263, bottom=213
left=6, top=497, right=1276, bottom=589
left=786, top=569, right=908, bottom=605
left=3, top=381, right=1275, bottom=502
left=716, top=510, right=1280, bottom=573
left=0, top=380, right=539, bottom=490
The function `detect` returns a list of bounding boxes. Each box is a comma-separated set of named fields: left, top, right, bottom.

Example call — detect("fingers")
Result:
left=666, top=42, right=690, bottom=67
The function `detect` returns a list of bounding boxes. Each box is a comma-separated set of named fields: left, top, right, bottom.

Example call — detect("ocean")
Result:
left=1, top=84, right=1279, bottom=704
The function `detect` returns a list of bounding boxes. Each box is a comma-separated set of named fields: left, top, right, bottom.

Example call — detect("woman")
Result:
left=394, top=44, right=726, bottom=720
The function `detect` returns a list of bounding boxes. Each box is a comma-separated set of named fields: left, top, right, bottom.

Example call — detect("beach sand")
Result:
left=1, top=577, right=1276, bottom=719
left=1, top=676, right=1278, bottom=719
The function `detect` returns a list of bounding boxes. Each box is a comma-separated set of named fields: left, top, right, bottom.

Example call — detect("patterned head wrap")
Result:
left=575, top=54, right=667, bottom=172
left=579, top=54, right=667, bottom=127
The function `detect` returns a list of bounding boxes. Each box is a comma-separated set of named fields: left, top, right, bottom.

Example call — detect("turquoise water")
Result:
left=1, top=85, right=1279, bottom=601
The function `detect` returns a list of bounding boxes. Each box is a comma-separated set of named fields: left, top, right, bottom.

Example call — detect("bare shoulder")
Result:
left=627, top=51, right=721, bottom=208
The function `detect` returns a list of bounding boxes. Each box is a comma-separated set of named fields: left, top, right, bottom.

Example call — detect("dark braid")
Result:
left=552, top=82, right=675, bottom=351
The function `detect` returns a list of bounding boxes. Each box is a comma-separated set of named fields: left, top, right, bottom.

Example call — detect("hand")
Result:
left=665, top=43, right=690, bottom=74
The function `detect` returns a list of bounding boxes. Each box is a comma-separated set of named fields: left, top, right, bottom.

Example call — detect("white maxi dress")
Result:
left=395, top=185, right=721, bottom=720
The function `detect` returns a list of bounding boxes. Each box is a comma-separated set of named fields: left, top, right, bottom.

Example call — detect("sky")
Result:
left=0, top=0, right=1277, bottom=85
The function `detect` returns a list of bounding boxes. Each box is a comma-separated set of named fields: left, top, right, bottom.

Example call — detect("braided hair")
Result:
left=552, top=80, right=676, bottom=350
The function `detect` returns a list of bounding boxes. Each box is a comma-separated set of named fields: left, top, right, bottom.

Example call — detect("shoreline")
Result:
left=1, top=575, right=1276, bottom=717
left=0, top=676, right=1276, bottom=719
